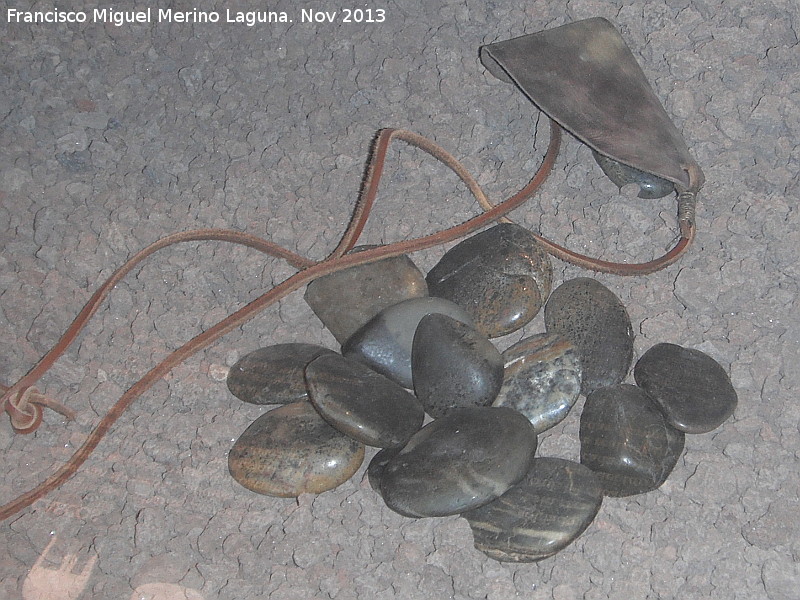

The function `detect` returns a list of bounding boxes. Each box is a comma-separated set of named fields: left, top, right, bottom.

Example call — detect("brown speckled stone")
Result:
left=304, top=247, right=428, bottom=344
left=426, top=223, right=553, bottom=338
left=228, top=402, right=365, bottom=497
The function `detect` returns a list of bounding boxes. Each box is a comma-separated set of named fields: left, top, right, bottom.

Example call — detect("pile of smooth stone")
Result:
left=226, top=223, right=737, bottom=562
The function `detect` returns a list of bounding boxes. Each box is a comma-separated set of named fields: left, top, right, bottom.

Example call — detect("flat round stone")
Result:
left=426, top=223, right=553, bottom=338
left=304, top=248, right=427, bottom=344
left=492, top=333, right=582, bottom=434
left=462, top=458, right=603, bottom=562
left=380, top=406, right=537, bottom=517
left=227, top=343, right=335, bottom=405
left=544, top=277, right=634, bottom=395
left=412, top=313, right=504, bottom=418
left=228, top=402, right=365, bottom=497
left=634, top=343, right=738, bottom=433
left=342, top=297, right=474, bottom=388
left=305, top=353, right=425, bottom=447
left=580, top=384, right=685, bottom=497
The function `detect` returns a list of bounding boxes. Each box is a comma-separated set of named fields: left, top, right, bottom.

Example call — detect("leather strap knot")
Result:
left=1, top=384, right=76, bottom=434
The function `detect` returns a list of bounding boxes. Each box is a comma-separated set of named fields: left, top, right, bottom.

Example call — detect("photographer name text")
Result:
left=6, top=7, right=386, bottom=27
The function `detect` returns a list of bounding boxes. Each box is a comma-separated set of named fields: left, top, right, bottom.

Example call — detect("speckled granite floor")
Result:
left=1, top=1, right=798, bottom=598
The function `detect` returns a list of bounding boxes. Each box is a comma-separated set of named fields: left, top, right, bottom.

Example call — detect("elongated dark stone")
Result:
left=380, top=406, right=538, bottom=517
left=544, top=278, right=634, bottom=395
left=426, top=223, right=553, bottom=338
left=580, top=384, right=685, bottom=497
left=228, top=402, right=364, bottom=497
left=412, top=313, right=504, bottom=418
left=462, top=458, right=603, bottom=562
left=634, top=343, right=737, bottom=433
left=304, top=248, right=428, bottom=344
left=305, top=353, right=425, bottom=448
left=227, top=343, right=335, bottom=405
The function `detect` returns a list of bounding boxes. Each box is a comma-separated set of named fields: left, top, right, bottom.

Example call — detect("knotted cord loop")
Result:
left=0, top=384, right=75, bottom=434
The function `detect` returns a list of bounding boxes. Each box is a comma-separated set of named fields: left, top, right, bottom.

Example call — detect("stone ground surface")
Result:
left=1, top=1, right=798, bottom=598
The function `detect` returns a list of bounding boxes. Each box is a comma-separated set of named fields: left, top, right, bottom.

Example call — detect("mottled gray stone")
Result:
left=634, top=342, right=738, bottom=433
left=544, top=277, right=634, bottom=395
left=304, top=247, right=428, bottom=344
left=305, top=353, right=425, bottom=447
left=227, top=343, right=335, bottom=405
left=412, top=313, right=504, bottom=418
left=380, top=406, right=538, bottom=517
left=462, top=458, right=603, bottom=562
left=228, top=402, right=365, bottom=497
left=426, top=223, right=553, bottom=338
left=342, top=297, right=474, bottom=388
left=492, top=333, right=582, bottom=434
left=580, top=384, right=685, bottom=497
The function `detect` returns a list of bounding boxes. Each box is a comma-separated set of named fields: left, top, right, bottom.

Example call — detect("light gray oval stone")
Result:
left=341, top=297, right=474, bottom=388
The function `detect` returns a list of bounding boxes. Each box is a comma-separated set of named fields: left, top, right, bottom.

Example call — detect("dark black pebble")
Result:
left=634, top=343, right=737, bottom=433
left=412, top=313, right=504, bottom=418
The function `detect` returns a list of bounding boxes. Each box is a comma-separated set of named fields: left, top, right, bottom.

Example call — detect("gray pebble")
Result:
left=634, top=343, right=737, bottom=433
left=380, top=406, right=537, bottom=517
left=305, top=248, right=427, bottom=344
left=227, top=343, right=335, bottom=405
left=412, top=313, right=504, bottom=418
left=492, top=333, right=582, bottom=434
